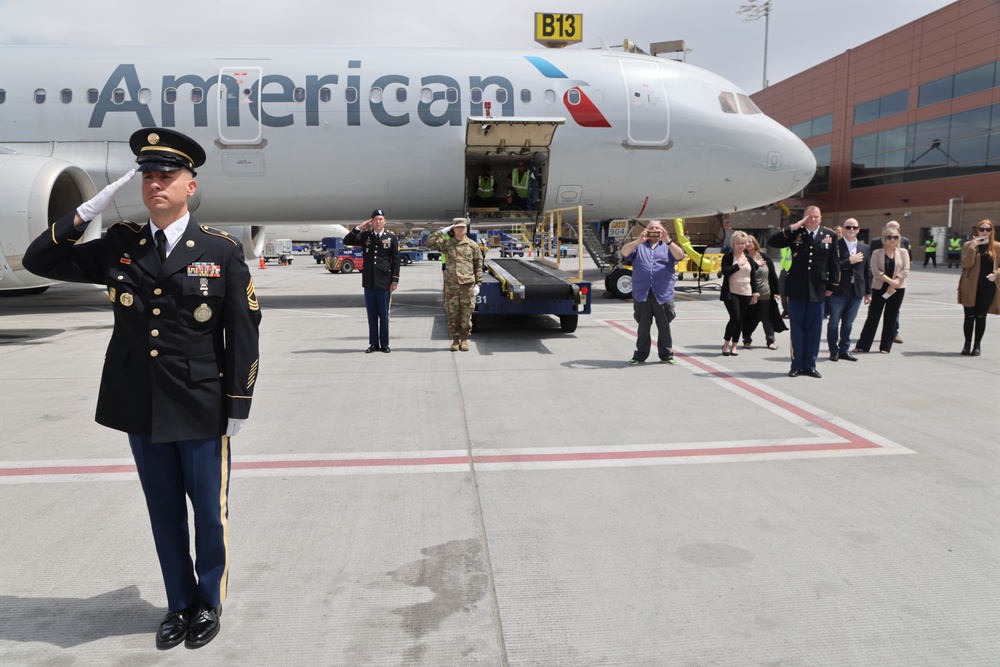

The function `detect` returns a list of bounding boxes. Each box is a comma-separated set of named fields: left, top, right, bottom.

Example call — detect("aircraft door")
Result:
left=217, top=67, right=263, bottom=145
left=620, top=61, right=669, bottom=147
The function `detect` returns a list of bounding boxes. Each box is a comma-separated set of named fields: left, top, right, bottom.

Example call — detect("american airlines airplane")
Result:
left=0, top=45, right=815, bottom=293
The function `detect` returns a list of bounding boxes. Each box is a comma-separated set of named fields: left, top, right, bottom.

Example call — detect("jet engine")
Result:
left=0, top=153, right=98, bottom=294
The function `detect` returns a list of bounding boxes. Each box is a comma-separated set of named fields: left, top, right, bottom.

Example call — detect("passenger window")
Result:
left=320, top=88, right=332, bottom=103
left=521, top=89, right=531, bottom=103
left=420, top=87, right=432, bottom=104
left=471, top=88, right=483, bottom=104
left=395, top=88, right=406, bottom=103
left=164, top=88, right=177, bottom=104
left=370, top=88, right=383, bottom=104
left=87, top=89, right=99, bottom=104
left=345, top=87, right=358, bottom=104
left=293, top=87, right=305, bottom=103
left=567, top=88, right=581, bottom=106
left=496, top=88, right=508, bottom=104
left=446, top=88, right=458, bottom=104
left=34, top=89, right=46, bottom=104
left=545, top=90, right=556, bottom=104
left=719, top=92, right=738, bottom=114
left=60, top=89, right=72, bottom=104
left=138, top=88, right=152, bottom=105
left=0, top=89, right=5, bottom=104
left=113, top=89, right=127, bottom=104
left=737, top=94, right=760, bottom=114
left=191, top=88, right=204, bottom=104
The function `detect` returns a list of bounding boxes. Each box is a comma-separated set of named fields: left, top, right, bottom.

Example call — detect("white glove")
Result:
left=440, top=225, right=454, bottom=235
left=226, top=418, right=247, bottom=438
left=473, top=285, right=480, bottom=296
left=76, top=169, right=136, bottom=222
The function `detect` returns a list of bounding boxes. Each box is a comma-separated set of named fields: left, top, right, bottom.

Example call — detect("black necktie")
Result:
left=155, top=229, right=167, bottom=263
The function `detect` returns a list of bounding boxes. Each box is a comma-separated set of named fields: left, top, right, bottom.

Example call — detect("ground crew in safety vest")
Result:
left=472, top=165, right=496, bottom=206
left=778, top=245, right=793, bottom=317
left=947, top=232, right=963, bottom=268
left=506, top=160, right=534, bottom=210
left=924, top=236, right=938, bottom=268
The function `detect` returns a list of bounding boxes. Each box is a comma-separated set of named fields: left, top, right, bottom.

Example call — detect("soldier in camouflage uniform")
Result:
left=426, top=218, right=483, bottom=351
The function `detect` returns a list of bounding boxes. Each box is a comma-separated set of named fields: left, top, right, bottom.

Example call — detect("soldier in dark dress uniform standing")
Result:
left=768, top=205, right=841, bottom=378
left=344, top=209, right=400, bottom=352
left=22, top=129, right=261, bottom=650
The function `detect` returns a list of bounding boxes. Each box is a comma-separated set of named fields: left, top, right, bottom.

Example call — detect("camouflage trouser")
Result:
left=443, top=282, right=475, bottom=336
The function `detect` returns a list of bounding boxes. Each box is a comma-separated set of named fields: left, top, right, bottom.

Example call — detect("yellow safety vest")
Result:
left=949, top=238, right=962, bottom=251
left=511, top=169, right=529, bottom=198
left=477, top=176, right=495, bottom=198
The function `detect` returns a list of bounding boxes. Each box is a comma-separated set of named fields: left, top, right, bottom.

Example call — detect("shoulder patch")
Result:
left=200, top=225, right=239, bottom=246
left=109, top=220, right=144, bottom=234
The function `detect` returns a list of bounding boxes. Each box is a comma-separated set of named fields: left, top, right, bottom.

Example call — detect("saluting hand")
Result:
left=75, top=169, right=136, bottom=225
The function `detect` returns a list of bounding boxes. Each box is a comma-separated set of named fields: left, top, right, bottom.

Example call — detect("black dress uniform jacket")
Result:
left=767, top=225, right=841, bottom=302
left=833, top=238, right=872, bottom=298
left=23, top=212, right=261, bottom=442
left=343, top=228, right=400, bottom=290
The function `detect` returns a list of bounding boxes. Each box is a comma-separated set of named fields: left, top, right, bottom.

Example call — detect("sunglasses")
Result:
left=885, top=236, right=900, bottom=240
left=979, top=227, right=992, bottom=232
left=844, top=226, right=859, bottom=230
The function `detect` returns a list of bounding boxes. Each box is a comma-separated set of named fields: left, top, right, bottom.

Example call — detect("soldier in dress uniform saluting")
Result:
left=22, top=128, right=261, bottom=650
left=344, top=209, right=400, bottom=353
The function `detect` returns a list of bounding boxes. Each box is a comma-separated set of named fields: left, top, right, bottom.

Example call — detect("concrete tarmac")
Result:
left=0, top=253, right=996, bottom=666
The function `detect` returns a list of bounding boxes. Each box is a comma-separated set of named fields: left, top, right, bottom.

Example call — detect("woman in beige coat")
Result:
left=957, top=220, right=1000, bottom=356
left=856, top=228, right=910, bottom=354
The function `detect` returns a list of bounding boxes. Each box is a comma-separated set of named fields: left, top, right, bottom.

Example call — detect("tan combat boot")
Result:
left=450, top=336, right=460, bottom=352
left=459, top=338, right=469, bottom=351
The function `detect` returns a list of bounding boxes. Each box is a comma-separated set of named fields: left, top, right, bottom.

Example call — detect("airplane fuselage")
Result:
left=0, top=45, right=816, bottom=290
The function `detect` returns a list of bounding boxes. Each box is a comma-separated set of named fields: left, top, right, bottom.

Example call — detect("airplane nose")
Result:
left=787, top=135, right=818, bottom=195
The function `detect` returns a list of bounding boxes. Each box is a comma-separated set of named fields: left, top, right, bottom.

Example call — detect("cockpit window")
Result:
left=737, top=94, right=761, bottom=115
left=719, top=92, right=738, bottom=114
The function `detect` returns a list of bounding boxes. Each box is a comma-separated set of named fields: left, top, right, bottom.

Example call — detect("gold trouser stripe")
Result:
left=219, top=435, right=231, bottom=602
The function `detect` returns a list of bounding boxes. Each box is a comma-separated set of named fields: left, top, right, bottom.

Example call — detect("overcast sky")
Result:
left=1, top=0, right=958, bottom=94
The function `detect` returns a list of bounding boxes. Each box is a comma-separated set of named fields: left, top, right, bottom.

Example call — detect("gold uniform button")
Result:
left=150, top=349, right=159, bottom=358
left=152, top=308, right=161, bottom=316
left=151, top=329, right=159, bottom=337
left=153, top=288, right=163, bottom=296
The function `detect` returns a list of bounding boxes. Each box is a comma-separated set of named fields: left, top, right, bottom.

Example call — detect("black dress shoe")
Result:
left=840, top=352, right=859, bottom=362
left=381, top=346, right=391, bottom=353
left=365, top=345, right=380, bottom=353
left=156, top=603, right=198, bottom=650
left=961, top=344, right=972, bottom=355
left=787, top=368, right=801, bottom=377
left=829, top=352, right=839, bottom=362
left=185, top=604, right=222, bottom=649
left=802, top=368, right=822, bottom=378
left=971, top=347, right=981, bottom=356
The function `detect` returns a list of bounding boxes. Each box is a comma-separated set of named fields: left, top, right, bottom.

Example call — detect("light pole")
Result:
left=737, top=0, right=772, bottom=90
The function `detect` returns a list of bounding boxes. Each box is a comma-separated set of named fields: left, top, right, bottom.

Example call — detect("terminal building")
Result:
left=735, top=0, right=999, bottom=256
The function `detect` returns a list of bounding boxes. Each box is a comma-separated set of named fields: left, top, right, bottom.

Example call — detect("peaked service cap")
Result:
left=130, top=128, right=206, bottom=174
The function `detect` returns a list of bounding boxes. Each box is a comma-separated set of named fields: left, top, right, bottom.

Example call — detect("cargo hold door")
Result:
left=464, top=116, right=565, bottom=219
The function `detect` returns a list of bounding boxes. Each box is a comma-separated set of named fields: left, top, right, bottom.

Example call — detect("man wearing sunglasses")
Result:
left=827, top=219, right=871, bottom=362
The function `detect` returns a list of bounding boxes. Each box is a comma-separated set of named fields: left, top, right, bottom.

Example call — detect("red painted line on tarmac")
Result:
left=605, top=319, right=881, bottom=450
left=0, top=464, right=136, bottom=477
left=0, top=322, right=889, bottom=481
left=236, top=456, right=470, bottom=470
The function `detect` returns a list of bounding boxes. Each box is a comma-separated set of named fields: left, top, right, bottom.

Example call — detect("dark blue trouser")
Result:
left=826, top=292, right=863, bottom=355
left=128, top=434, right=231, bottom=611
left=364, top=287, right=391, bottom=348
left=787, top=298, right=824, bottom=370
left=632, top=290, right=675, bottom=361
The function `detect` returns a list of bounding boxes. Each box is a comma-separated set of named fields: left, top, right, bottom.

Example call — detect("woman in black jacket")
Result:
left=741, top=235, right=784, bottom=349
